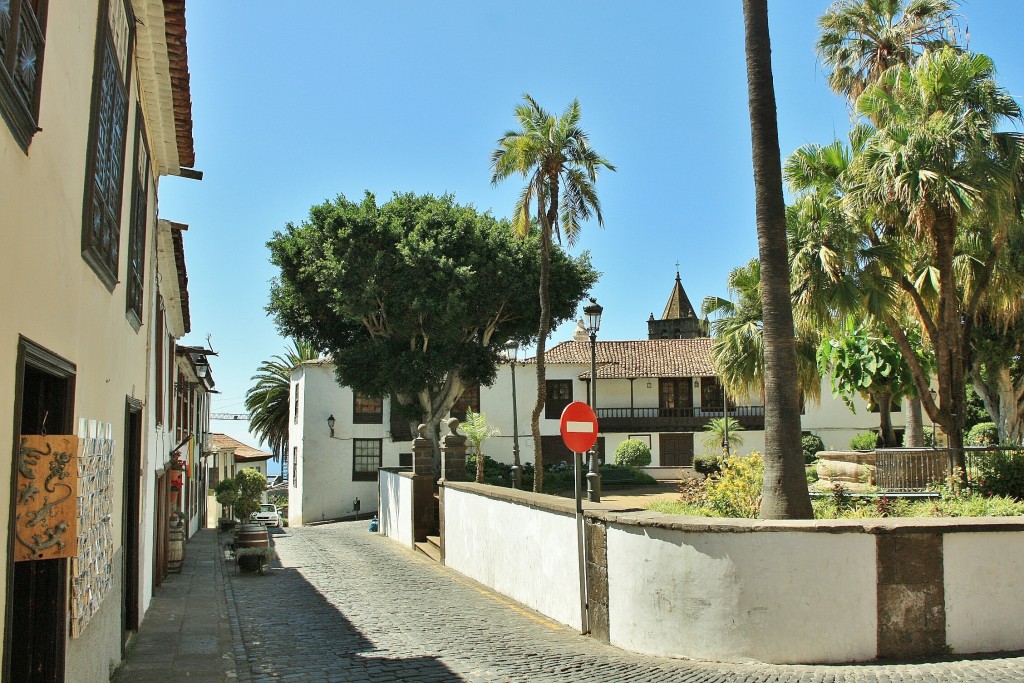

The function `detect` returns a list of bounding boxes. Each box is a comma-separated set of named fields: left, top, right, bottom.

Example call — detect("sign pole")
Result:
left=559, top=401, right=599, bottom=636
left=574, top=449, right=589, bottom=635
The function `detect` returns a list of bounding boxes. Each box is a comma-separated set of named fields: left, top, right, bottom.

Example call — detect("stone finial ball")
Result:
left=417, top=424, right=428, bottom=437
left=447, top=417, right=460, bottom=434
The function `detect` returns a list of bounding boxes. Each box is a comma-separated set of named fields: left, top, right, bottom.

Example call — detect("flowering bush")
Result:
left=966, top=422, right=998, bottom=447
left=703, top=452, right=764, bottom=518
left=971, top=451, right=1024, bottom=500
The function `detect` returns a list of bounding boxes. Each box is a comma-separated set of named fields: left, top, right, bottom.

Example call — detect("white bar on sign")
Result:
left=566, top=421, right=594, bottom=432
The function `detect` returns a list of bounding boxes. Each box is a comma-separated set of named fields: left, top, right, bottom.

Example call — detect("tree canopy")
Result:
left=266, top=191, right=597, bottom=455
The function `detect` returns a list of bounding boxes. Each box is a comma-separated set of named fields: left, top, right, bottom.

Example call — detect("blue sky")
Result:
left=161, top=1, right=1024, bottom=461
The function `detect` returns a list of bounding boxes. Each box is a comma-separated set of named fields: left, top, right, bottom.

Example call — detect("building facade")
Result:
left=0, top=1, right=201, bottom=680
left=286, top=275, right=907, bottom=525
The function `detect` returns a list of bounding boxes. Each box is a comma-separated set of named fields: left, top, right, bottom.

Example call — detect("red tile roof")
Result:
left=163, top=0, right=195, bottom=168
left=210, top=433, right=273, bottom=462
left=533, top=339, right=716, bottom=379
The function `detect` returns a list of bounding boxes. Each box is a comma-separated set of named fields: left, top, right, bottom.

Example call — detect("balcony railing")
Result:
left=594, top=405, right=765, bottom=433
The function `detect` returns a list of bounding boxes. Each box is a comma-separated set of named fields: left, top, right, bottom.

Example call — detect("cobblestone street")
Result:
left=219, top=521, right=1024, bottom=683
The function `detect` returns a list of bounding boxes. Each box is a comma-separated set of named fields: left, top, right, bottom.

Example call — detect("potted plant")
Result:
left=215, top=478, right=238, bottom=531
left=232, top=468, right=270, bottom=572
left=169, top=510, right=185, bottom=528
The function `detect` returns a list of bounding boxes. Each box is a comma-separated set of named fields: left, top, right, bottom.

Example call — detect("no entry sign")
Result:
left=559, top=401, right=599, bottom=453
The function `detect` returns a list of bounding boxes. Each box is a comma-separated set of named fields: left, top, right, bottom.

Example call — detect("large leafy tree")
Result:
left=817, top=0, right=959, bottom=101
left=245, top=339, right=320, bottom=460
left=817, top=320, right=934, bottom=445
left=850, top=47, right=1024, bottom=461
left=490, top=94, right=614, bottom=492
left=742, top=0, right=814, bottom=519
left=266, top=192, right=596, bottom=467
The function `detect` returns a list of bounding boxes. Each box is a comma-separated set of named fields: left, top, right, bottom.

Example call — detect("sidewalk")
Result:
left=114, top=529, right=240, bottom=682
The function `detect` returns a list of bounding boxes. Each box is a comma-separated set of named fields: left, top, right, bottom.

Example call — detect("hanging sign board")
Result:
left=560, top=401, right=599, bottom=453
left=15, top=435, right=79, bottom=561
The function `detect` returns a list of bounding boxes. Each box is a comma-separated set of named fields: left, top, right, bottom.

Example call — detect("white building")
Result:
left=0, top=1, right=202, bottom=678
left=286, top=274, right=906, bottom=525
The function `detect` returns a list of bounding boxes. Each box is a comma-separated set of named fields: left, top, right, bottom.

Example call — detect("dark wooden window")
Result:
left=545, top=380, right=573, bottom=419
left=353, top=392, right=383, bottom=424
left=125, top=105, right=149, bottom=327
left=81, top=0, right=133, bottom=290
left=451, top=382, right=480, bottom=421
left=293, top=387, right=299, bottom=423
left=701, top=377, right=724, bottom=410
left=0, top=0, right=48, bottom=151
left=660, top=433, right=694, bottom=467
left=154, top=297, right=164, bottom=425
left=291, top=447, right=298, bottom=488
left=353, top=439, right=382, bottom=481
left=659, top=378, right=693, bottom=417
left=541, top=435, right=606, bottom=465
left=398, top=452, right=412, bottom=467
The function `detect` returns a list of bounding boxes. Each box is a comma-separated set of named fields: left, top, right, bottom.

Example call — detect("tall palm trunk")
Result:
left=532, top=224, right=551, bottom=493
left=530, top=179, right=560, bottom=493
left=904, top=395, right=924, bottom=446
left=932, top=213, right=967, bottom=466
left=743, top=0, right=814, bottom=519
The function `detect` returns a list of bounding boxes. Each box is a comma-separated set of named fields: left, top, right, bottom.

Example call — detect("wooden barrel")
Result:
left=236, top=523, right=269, bottom=572
left=236, top=523, right=269, bottom=551
left=167, top=528, right=185, bottom=573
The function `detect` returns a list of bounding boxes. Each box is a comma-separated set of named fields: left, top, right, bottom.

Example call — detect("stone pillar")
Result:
left=440, top=418, right=467, bottom=482
left=410, top=424, right=435, bottom=542
left=412, top=424, right=433, bottom=476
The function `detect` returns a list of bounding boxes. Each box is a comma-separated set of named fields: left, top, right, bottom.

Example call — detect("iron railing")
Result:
left=874, top=446, right=1024, bottom=492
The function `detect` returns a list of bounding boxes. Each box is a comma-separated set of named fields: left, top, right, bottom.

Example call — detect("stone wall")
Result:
left=380, top=480, right=1024, bottom=663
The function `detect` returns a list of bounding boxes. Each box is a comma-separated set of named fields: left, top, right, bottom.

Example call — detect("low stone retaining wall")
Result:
left=386, top=480, right=1024, bottom=664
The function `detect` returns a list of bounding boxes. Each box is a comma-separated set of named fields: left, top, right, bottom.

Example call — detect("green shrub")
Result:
left=802, top=434, right=825, bottom=463
left=693, top=454, right=721, bottom=477
left=972, top=450, right=1024, bottom=499
left=613, top=439, right=652, bottom=467
left=465, top=453, right=518, bottom=486
left=600, top=464, right=657, bottom=487
left=849, top=431, right=879, bottom=451
left=703, top=452, right=764, bottom=518
left=805, top=464, right=819, bottom=484
left=966, top=422, right=999, bottom=447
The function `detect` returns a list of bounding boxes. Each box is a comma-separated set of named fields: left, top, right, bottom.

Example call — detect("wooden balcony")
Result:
left=594, top=406, right=765, bottom=433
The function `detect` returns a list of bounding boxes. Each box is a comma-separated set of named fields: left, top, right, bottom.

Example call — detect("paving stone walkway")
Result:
left=118, top=521, right=1024, bottom=682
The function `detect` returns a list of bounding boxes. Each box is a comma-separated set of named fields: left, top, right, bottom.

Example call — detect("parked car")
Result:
left=251, top=503, right=281, bottom=527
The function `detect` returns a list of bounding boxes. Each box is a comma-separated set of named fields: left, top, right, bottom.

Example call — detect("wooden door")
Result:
left=660, top=433, right=694, bottom=467
left=122, top=401, right=143, bottom=647
left=7, top=339, right=74, bottom=683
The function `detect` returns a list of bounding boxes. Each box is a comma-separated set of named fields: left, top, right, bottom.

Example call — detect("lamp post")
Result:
left=327, top=414, right=336, bottom=438
left=722, top=382, right=730, bottom=454
left=503, top=341, right=522, bottom=489
left=583, top=297, right=603, bottom=502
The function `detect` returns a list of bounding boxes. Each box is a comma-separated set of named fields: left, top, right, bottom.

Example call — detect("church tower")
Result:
left=647, top=271, right=706, bottom=339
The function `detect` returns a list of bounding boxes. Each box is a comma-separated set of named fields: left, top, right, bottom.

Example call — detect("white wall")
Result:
left=944, top=531, right=1024, bottom=654
left=442, top=487, right=583, bottom=631
left=605, top=523, right=877, bottom=664
left=291, top=364, right=405, bottom=525
left=379, top=470, right=414, bottom=548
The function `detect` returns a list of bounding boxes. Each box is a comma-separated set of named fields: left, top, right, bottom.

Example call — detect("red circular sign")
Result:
left=559, top=401, right=599, bottom=453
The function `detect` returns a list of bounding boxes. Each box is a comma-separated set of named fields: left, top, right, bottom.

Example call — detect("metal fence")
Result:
left=874, top=446, right=1024, bottom=492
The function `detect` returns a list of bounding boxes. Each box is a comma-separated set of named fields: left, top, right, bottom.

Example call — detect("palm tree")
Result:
left=701, top=418, right=745, bottom=454
left=851, top=47, right=1024, bottom=461
left=245, top=339, right=320, bottom=461
left=702, top=260, right=821, bottom=419
left=490, top=95, right=614, bottom=492
left=817, top=0, right=959, bottom=101
left=742, top=0, right=814, bottom=519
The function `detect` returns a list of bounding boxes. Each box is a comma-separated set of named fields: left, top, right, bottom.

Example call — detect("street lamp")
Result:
left=503, top=340, right=522, bottom=489
left=327, top=414, right=336, bottom=438
left=583, top=297, right=603, bottom=502
left=722, top=382, right=730, bottom=454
